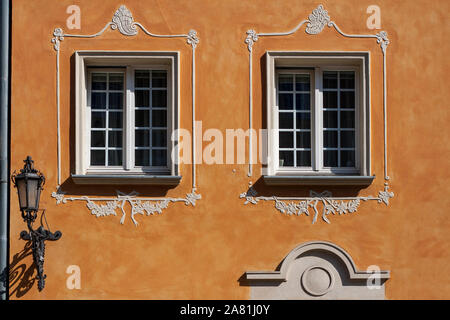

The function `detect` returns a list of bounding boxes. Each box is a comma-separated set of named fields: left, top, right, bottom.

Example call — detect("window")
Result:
left=74, top=52, right=180, bottom=184
left=264, top=52, right=372, bottom=185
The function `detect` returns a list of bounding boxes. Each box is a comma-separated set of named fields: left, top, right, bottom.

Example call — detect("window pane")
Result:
left=295, top=74, right=310, bottom=91
left=91, top=112, right=106, bottom=128
left=324, top=150, right=338, bottom=167
left=323, top=91, right=337, bottom=108
left=91, top=92, right=106, bottom=109
left=340, top=111, right=355, bottom=128
left=341, top=131, right=355, bottom=148
left=323, top=111, right=338, bottom=128
left=135, top=70, right=150, bottom=88
left=279, top=151, right=294, bottom=167
left=278, top=74, right=293, bottom=91
left=296, top=132, right=311, bottom=148
left=135, top=110, right=149, bottom=127
left=296, top=151, right=311, bottom=167
left=341, top=150, right=355, bottom=167
left=109, top=112, right=122, bottom=128
left=135, top=130, right=150, bottom=147
left=90, top=150, right=105, bottom=166
left=108, top=150, right=122, bottom=166
left=279, top=132, right=293, bottom=148
left=152, top=150, right=167, bottom=166
left=340, top=91, right=355, bottom=109
left=152, top=71, right=167, bottom=88
left=109, top=73, right=124, bottom=90
left=295, top=93, right=310, bottom=110
left=279, top=113, right=293, bottom=129
left=135, top=150, right=149, bottom=166
left=323, top=72, right=338, bottom=89
left=109, top=92, right=123, bottom=109
left=152, top=90, right=167, bottom=108
left=340, top=71, right=355, bottom=89
left=279, top=93, right=293, bottom=110
left=323, top=131, right=338, bottom=148
left=91, top=131, right=105, bottom=147
left=152, top=110, right=167, bottom=127
left=108, top=131, right=122, bottom=148
left=135, top=90, right=149, bottom=108
left=152, top=130, right=167, bottom=148
left=296, top=112, right=311, bottom=129
left=92, top=73, right=107, bottom=90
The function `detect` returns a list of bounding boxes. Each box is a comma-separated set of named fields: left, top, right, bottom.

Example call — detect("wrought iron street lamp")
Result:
left=11, top=156, right=62, bottom=291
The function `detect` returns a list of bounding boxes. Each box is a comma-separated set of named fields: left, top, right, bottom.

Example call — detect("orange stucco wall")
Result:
left=8, top=0, right=450, bottom=299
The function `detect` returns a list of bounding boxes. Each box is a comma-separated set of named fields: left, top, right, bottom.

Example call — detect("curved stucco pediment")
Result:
left=242, top=241, right=390, bottom=300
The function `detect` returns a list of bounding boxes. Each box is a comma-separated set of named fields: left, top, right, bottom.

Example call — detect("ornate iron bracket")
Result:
left=19, top=219, right=62, bottom=292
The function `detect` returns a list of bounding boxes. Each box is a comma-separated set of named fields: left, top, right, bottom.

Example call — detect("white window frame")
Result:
left=74, top=51, right=180, bottom=180
left=265, top=52, right=370, bottom=178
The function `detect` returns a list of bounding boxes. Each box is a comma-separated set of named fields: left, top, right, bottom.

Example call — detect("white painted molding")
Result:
left=50, top=5, right=201, bottom=223
left=244, top=4, right=390, bottom=181
left=241, top=4, right=393, bottom=221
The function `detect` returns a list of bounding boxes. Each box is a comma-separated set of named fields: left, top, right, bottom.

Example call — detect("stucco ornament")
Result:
left=51, top=28, right=64, bottom=51
left=378, top=183, right=394, bottom=205
left=305, top=5, right=331, bottom=35
left=51, top=189, right=202, bottom=226
left=187, top=30, right=199, bottom=49
left=111, top=5, right=138, bottom=36
left=240, top=185, right=394, bottom=224
left=376, top=31, right=390, bottom=53
left=245, top=29, right=258, bottom=52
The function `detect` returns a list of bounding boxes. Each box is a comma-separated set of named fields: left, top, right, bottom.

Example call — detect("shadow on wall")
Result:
left=7, top=241, right=36, bottom=298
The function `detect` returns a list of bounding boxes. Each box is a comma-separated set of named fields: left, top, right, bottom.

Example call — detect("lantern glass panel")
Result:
left=16, top=177, right=27, bottom=210
left=26, top=178, right=39, bottom=211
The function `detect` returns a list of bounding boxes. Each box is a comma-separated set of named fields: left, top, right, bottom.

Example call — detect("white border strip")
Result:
left=244, top=4, right=390, bottom=181
left=50, top=5, right=201, bottom=225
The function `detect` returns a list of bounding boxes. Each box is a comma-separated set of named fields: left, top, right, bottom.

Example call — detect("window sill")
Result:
left=71, top=174, right=182, bottom=185
left=263, top=175, right=375, bottom=186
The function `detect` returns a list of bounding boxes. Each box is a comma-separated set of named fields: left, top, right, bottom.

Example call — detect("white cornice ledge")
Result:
left=71, top=174, right=182, bottom=185
left=263, top=175, right=375, bottom=186
left=244, top=271, right=285, bottom=282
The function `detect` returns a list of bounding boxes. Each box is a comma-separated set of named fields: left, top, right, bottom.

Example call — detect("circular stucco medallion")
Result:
left=301, top=266, right=335, bottom=296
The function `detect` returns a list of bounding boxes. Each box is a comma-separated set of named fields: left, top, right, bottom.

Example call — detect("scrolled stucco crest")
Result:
left=187, top=29, right=199, bottom=49
left=111, top=5, right=138, bottom=36
left=305, top=4, right=331, bottom=35
left=376, top=31, right=390, bottom=53
left=245, top=29, right=258, bottom=52
left=51, top=28, right=64, bottom=51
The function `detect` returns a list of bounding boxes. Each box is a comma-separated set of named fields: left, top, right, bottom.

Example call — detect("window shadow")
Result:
left=247, top=176, right=368, bottom=198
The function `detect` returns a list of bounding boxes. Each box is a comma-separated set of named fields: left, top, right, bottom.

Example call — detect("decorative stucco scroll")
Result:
left=241, top=4, right=393, bottom=222
left=240, top=183, right=394, bottom=224
left=51, top=190, right=201, bottom=226
left=51, top=5, right=200, bottom=225
left=305, top=4, right=331, bottom=35
left=111, top=5, right=138, bottom=36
